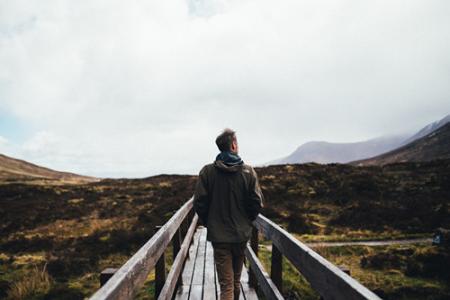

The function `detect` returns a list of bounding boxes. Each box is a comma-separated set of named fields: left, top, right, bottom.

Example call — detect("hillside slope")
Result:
left=0, top=161, right=448, bottom=299
left=268, top=114, right=450, bottom=165
left=401, top=114, right=450, bottom=145
left=268, top=135, right=405, bottom=165
left=0, top=153, right=97, bottom=183
left=352, top=123, right=450, bottom=166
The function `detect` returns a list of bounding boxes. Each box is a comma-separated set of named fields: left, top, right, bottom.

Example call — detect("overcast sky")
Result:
left=1, top=0, right=449, bottom=177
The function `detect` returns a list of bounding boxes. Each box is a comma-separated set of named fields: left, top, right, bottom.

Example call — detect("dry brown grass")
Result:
left=16, top=215, right=135, bottom=240
left=7, top=264, right=52, bottom=300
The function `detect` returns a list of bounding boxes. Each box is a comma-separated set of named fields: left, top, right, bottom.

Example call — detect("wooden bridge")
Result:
left=90, top=198, right=382, bottom=300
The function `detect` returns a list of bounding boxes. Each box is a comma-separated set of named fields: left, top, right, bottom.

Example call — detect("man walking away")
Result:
left=194, top=129, right=264, bottom=300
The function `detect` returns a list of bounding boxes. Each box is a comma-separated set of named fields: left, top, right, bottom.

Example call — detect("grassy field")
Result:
left=256, top=241, right=450, bottom=300
left=0, top=175, right=196, bottom=299
left=0, top=160, right=448, bottom=299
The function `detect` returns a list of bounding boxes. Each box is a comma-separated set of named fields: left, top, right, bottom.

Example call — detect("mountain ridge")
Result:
left=267, top=135, right=406, bottom=165
left=351, top=122, right=450, bottom=166
left=0, top=153, right=97, bottom=183
left=268, top=114, right=450, bottom=165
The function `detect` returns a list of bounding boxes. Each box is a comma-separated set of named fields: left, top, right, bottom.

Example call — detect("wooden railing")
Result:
left=246, top=215, right=382, bottom=300
left=90, top=197, right=382, bottom=300
left=90, top=197, right=197, bottom=300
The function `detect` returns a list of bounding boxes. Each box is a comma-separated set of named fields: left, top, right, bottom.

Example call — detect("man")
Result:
left=194, top=128, right=264, bottom=300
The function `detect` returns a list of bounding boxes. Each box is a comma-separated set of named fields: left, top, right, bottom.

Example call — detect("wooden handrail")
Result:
left=92, top=198, right=383, bottom=300
left=90, top=197, right=194, bottom=300
left=157, top=215, right=198, bottom=300
left=250, top=214, right=382, bottom=300
left=245, top=244, right=284, bottom=300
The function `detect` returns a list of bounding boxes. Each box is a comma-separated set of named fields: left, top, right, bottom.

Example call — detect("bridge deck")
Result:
left=174, top=227, right=259, bottom=300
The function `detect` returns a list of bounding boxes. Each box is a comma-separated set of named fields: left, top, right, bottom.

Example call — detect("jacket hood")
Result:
left=214, top=151, right=244, bottom=173
left=214, top=160, right=243, bottom=173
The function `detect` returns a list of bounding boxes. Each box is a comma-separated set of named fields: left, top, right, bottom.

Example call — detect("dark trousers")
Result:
left=212, top=242, right=247, bottom=300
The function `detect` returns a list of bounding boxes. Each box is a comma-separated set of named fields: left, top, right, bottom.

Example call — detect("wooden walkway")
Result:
left=175, top=227, right=258, bottom=300
left=91, top=198, right=382, bottom=300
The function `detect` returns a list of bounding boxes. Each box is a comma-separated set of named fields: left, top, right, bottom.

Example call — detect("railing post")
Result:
left=155, top=226, right=166, bottom=298
left=188, top=209, right=194, bottom=225
left=100, top=268, right=117, bottom=287
left=173, top=228, right=181, bottom=257
left=339, top=265, right=351, bottom=276
left=189, top=210, right=197, bottom=246
left=173, top=228, right=182, bottom=286
left=249, top=227, right=259, bottom=288
left=180, top=217, right=186, bottom=238
left=271, top=243, right=283, bottom=293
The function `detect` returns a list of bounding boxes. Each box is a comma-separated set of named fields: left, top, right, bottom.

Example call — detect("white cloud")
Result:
left=1, top=0, right=450, bottom=177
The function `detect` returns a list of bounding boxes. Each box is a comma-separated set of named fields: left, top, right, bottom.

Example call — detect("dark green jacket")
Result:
left=193, top=160, right=264, bottom=243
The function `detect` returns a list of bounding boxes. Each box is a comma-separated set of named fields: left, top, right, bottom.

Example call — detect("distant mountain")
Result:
left=268, top=114, right=450, bottom=165
left=401, top=114, right=450, bottom=145
left=0, top=153, right=97, bottom=183
left=351, top=122, right=450, bottom=166
left=268, top=135, right=407, bottom=165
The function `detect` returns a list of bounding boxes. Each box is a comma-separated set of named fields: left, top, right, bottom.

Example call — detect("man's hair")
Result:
left=216, top=128, right=236, bottom=152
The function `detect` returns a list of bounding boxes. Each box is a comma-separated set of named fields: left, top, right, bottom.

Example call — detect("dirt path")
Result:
left=264, top=238, right=432, bottom=250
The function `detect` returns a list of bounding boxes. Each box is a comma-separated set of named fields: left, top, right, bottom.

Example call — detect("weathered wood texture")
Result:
left=245, top=245, right=284, bottom=300
left=155, top=226, right=166, bottom=298
left=253, top=215, right=382, bottom=300
left=190, top=228, right=207, bottom=300
left=158, top=215, right=198, bottom=300
left=271, top=243, right=283, bottom=293
left=173, top=227, right=258, bottom=300
left=91, top=195, right=382, bottom=300
left=240, top=265, right=259, bottom=300
left=174, top=228, right=201, bottom=300
left=203, top=241, right=216, bottom=299
left=90, top=197, right=194, bottom=300
left=248, top=227, right=259, bottom=288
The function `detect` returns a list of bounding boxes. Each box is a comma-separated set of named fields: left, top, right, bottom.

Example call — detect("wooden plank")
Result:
left=180, top=228, right=201, bottom=284
left=190, top=228, right=207, bottom=300
left=241, top=283, right=258, bottom=300
left=204, top=242, right=215, bottom=285
left=203, top=241, right=216, bottom=300
left=214, top=256, right=220, bottom=299
left=192, top=228, right=207, bottom=285
left=158, top=215, right=198, bottom=300
left=240, top=265, right=258, bottom=300
left=173, top=285, right=190, bottom=300
left=254, top=215, right=382, bottom=300
left=245, top=245, right=284, bottom=300
left=203, top=285, right=216, bottom=299
left=238, top=284, right=245, bottom=300
left=90, top=198, right=194, bottom=300
left=241, top=265, right=249, bottom=283
left=175, top=228, right=201, bottom=300
left=189, top=285, right=203, bottom=300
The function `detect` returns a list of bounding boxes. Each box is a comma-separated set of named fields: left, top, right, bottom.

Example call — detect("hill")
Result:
left=0, top=161, right=448, bottom=299
left=401, top=114, right=450, bottom=145
left=268, top=114, right=450, bottom=165
left=268, top=135, right=405, bottom=165
left=352, top=122, right=450, bottom=166
left=0, top=153, right=97, bottom=184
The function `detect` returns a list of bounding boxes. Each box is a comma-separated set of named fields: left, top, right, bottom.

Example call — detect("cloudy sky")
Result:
left=1, top=0, right=449, bottom=177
